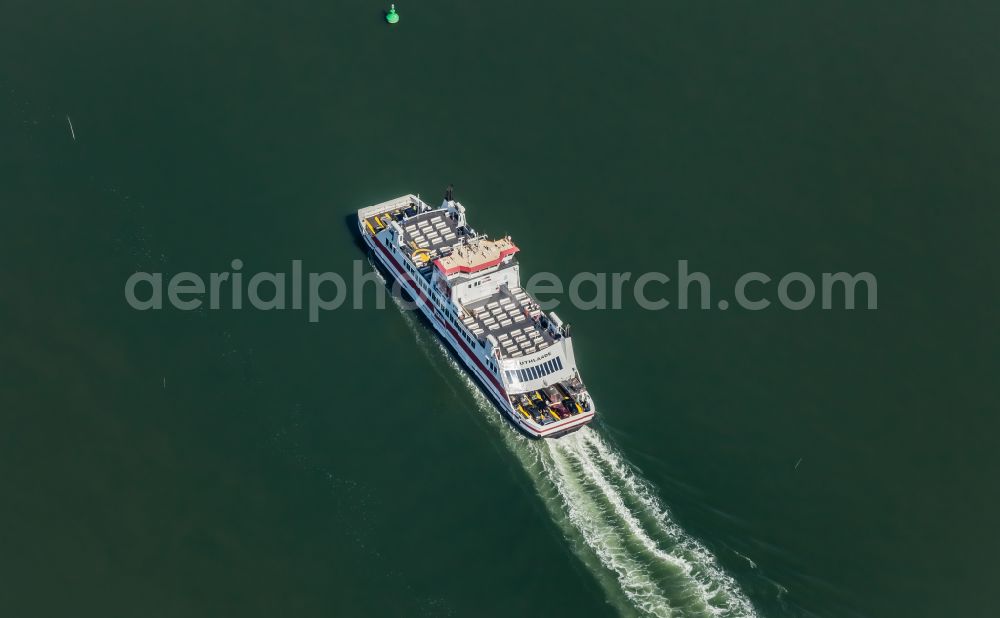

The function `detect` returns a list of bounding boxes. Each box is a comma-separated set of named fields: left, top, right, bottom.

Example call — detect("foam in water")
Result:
left=381, top=264, right=759, bottom=617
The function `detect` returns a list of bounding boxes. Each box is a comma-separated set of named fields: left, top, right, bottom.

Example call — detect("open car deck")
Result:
left=360, top=200, right=419, bottom=237
left=399, top=210, right=463, bottom=255
left=510, top=379, right=590, bottom=426
left=460, top=286, right=556, bottom=358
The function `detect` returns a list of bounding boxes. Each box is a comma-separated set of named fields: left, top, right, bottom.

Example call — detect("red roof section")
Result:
left=434, top=242, right=519, bottom=276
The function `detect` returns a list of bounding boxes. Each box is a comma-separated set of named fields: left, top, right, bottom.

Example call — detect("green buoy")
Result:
left=386, top=4, right=399, bottom=24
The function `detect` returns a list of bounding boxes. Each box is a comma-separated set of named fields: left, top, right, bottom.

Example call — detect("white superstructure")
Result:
left=357, top=192, right=595, bottom=438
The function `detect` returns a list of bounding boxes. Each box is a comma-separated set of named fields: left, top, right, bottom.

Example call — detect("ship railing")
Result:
left=358, top=194, right=419, bottom=221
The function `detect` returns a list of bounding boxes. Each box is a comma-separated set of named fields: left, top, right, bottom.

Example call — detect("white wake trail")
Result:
left=376, top=261, right=758, bottom=617
left=551, top=434, right=722, bottom=615
left=579, top=431, right=758, bottom=614
left=543, top=435, right=678, bottom=617
left=554, top=431, right=759, bottom=617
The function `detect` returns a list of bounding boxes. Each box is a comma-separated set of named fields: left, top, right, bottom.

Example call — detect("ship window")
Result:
left=516, top=369, right=525, bottom=382
left=555, top=357, right=563, bottom=370
left=530, top=366, right=539, bottom=380
left=546, top=360, right=555, bottom=373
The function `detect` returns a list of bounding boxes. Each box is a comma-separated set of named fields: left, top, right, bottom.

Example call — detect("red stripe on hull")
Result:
left=369, top=235, right=507, bottom=396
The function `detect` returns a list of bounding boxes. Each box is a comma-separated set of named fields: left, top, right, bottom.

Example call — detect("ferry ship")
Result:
left=357, top=190, right=596, bottom=438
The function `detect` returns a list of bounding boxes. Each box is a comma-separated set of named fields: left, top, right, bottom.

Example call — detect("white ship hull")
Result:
left=358, top=194, right=596, bottom=439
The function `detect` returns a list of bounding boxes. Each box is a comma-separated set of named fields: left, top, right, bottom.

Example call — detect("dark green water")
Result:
left=3, top=1, right=999, bottom=616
